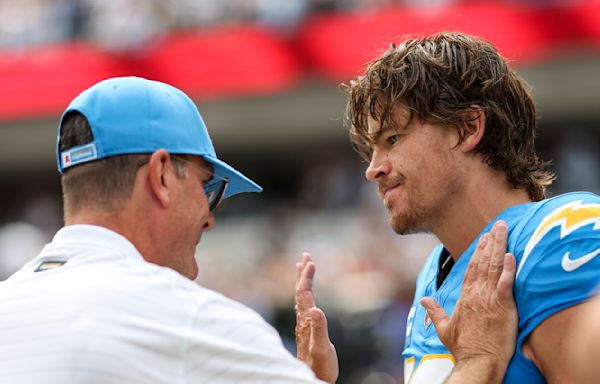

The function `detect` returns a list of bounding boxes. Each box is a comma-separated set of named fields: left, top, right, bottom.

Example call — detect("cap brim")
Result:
left=203, top=155, right=262, bottom=199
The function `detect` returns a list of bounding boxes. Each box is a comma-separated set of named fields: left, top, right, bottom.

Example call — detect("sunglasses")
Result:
left=204, top=174, right=229, bottom=211
left=141, top=154, right=228, bottom=211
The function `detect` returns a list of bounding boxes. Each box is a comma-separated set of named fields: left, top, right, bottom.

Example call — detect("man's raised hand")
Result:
left=295, top=252, right=338, bottom=383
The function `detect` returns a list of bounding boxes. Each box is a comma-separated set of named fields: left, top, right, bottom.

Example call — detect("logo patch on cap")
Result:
left=61, top=143, right=98, bottom=168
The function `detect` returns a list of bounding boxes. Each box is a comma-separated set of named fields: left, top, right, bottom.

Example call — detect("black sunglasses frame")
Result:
left=150, top=154, right=229, bottom=212
left=204, top=175, right=228, bottom=211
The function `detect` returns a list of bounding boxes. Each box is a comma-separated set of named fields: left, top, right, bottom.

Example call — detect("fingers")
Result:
left=465, top=221, right=511, bottom=292
left=496, top=253, right=516, bottom=300
left=296, top=252, right=313, bottom=289
left=295, top=254, right=339, bottom=384
left=296, top=252, right=316, bottom=311
left=476, top=221, right=508, bottom=280
left=464, top=234, right=489, bottom=286
left=295, top=252, right=318, bottom=363
left=296, top=262, right=302, bottom=283
left=420, top=297, right=450, bottom=344
left=487, top=221, right=508, bottom=284
left=308, top=307, right=339, bottom=384
left=436, top=223, right=517, bottom=367
left=476, top=227, right=496, bottom=278
left=309, top=307, right=332, bottom=348
left=297, top=259, right=316, bottom=291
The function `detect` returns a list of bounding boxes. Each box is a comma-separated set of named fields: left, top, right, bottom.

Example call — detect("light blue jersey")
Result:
left=403, top=192, right=600, bottom=383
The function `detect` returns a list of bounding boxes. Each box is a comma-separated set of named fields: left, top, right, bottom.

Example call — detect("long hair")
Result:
left=343, top=32, right=554, bottom=201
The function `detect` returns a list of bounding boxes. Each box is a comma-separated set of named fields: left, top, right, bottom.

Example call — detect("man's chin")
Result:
left=389, top=213, right=425, bottom=235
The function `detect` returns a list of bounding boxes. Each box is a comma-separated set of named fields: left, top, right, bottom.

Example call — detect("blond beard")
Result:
left=387, top=202, right=429, bottom=235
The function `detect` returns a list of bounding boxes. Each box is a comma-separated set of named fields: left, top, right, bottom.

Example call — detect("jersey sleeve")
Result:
left=183, top=289, right=325, bottom=383
left=513, top=197, right=600, bottom=343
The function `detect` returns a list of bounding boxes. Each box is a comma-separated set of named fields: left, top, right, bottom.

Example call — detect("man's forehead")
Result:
left=367, top=114, right=382, bottom=136
left=198, top=157, right=214, bottom=175
left=184, top=155, right=214, bottom=175
left=366, top=105, right=412, bottom=136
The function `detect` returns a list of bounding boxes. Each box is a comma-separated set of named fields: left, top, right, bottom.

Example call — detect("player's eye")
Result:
left=387, top=134, right=400, bottom=145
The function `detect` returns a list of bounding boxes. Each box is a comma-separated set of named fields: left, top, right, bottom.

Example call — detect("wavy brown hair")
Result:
left=343, top=32, right=554, bottom=201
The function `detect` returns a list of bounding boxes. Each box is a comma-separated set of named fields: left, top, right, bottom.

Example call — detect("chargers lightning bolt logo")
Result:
left=517, top=200, right=600, bottom=277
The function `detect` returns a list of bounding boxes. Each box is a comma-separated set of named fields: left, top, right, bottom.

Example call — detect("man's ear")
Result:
left=459, top=106, right=486, bottom=153
left=147, top=149, right=173, bottom=208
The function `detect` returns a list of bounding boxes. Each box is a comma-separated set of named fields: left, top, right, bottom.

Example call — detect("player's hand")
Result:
left=295, top=252, right=338, bottom=384
left=420, top=221, right=518, bottom=383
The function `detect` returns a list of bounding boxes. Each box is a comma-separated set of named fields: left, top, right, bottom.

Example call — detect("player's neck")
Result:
left=432, top=172, right=532, bottom=261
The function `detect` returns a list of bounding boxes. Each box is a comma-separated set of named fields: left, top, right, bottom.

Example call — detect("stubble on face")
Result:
left=369, top=111, right=460, bottom=236
left=383, top=182, right=430, bottom=236
left=367, top=117, right=430, bottom=235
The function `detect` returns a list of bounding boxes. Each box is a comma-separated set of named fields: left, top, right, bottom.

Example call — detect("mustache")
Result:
left=377, top=175, right=405, bottom=197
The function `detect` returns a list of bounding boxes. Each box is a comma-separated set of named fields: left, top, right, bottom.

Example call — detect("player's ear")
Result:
left=147, top=149, right=172, bottom=208
left=459, top=106, right=486, bottom=153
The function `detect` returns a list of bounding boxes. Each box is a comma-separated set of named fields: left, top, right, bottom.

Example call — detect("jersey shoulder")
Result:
left=513, top=191, right=600, bottom=278
left=501, top=192, right=600, bottom=383
left=510, top=191, right=600, bottom=348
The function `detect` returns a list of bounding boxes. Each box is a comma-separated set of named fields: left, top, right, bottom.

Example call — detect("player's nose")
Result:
left=365, top=151, right=391, bottom=181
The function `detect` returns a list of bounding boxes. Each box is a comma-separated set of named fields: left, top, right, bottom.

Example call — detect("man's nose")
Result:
left=365, top=151, right=390, bottom=181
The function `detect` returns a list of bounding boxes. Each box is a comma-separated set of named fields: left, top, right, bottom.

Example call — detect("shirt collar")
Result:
left=49, top=224, right=144, bottom=261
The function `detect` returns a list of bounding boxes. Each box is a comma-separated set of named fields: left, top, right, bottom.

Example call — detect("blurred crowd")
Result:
left=0, top=0, right=569, bottom=52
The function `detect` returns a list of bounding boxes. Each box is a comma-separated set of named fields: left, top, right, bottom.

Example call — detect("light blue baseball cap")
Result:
left=57, top=76, right=262, bottom=199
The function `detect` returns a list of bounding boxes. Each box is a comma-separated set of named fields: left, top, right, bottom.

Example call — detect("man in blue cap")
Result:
left=0, top=77, right=330, bottom=383
left=57, top=76, right=262, bottom=281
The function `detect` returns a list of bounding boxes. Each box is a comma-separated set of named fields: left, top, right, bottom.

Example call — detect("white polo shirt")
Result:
left=0, top=225, right=324, bottom=383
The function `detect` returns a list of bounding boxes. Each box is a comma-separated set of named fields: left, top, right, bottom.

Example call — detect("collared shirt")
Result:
left=0, top=225, right=323, bottom=383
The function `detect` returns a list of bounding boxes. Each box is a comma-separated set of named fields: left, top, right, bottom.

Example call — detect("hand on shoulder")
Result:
left=421, top=221, right=518, bottom=384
